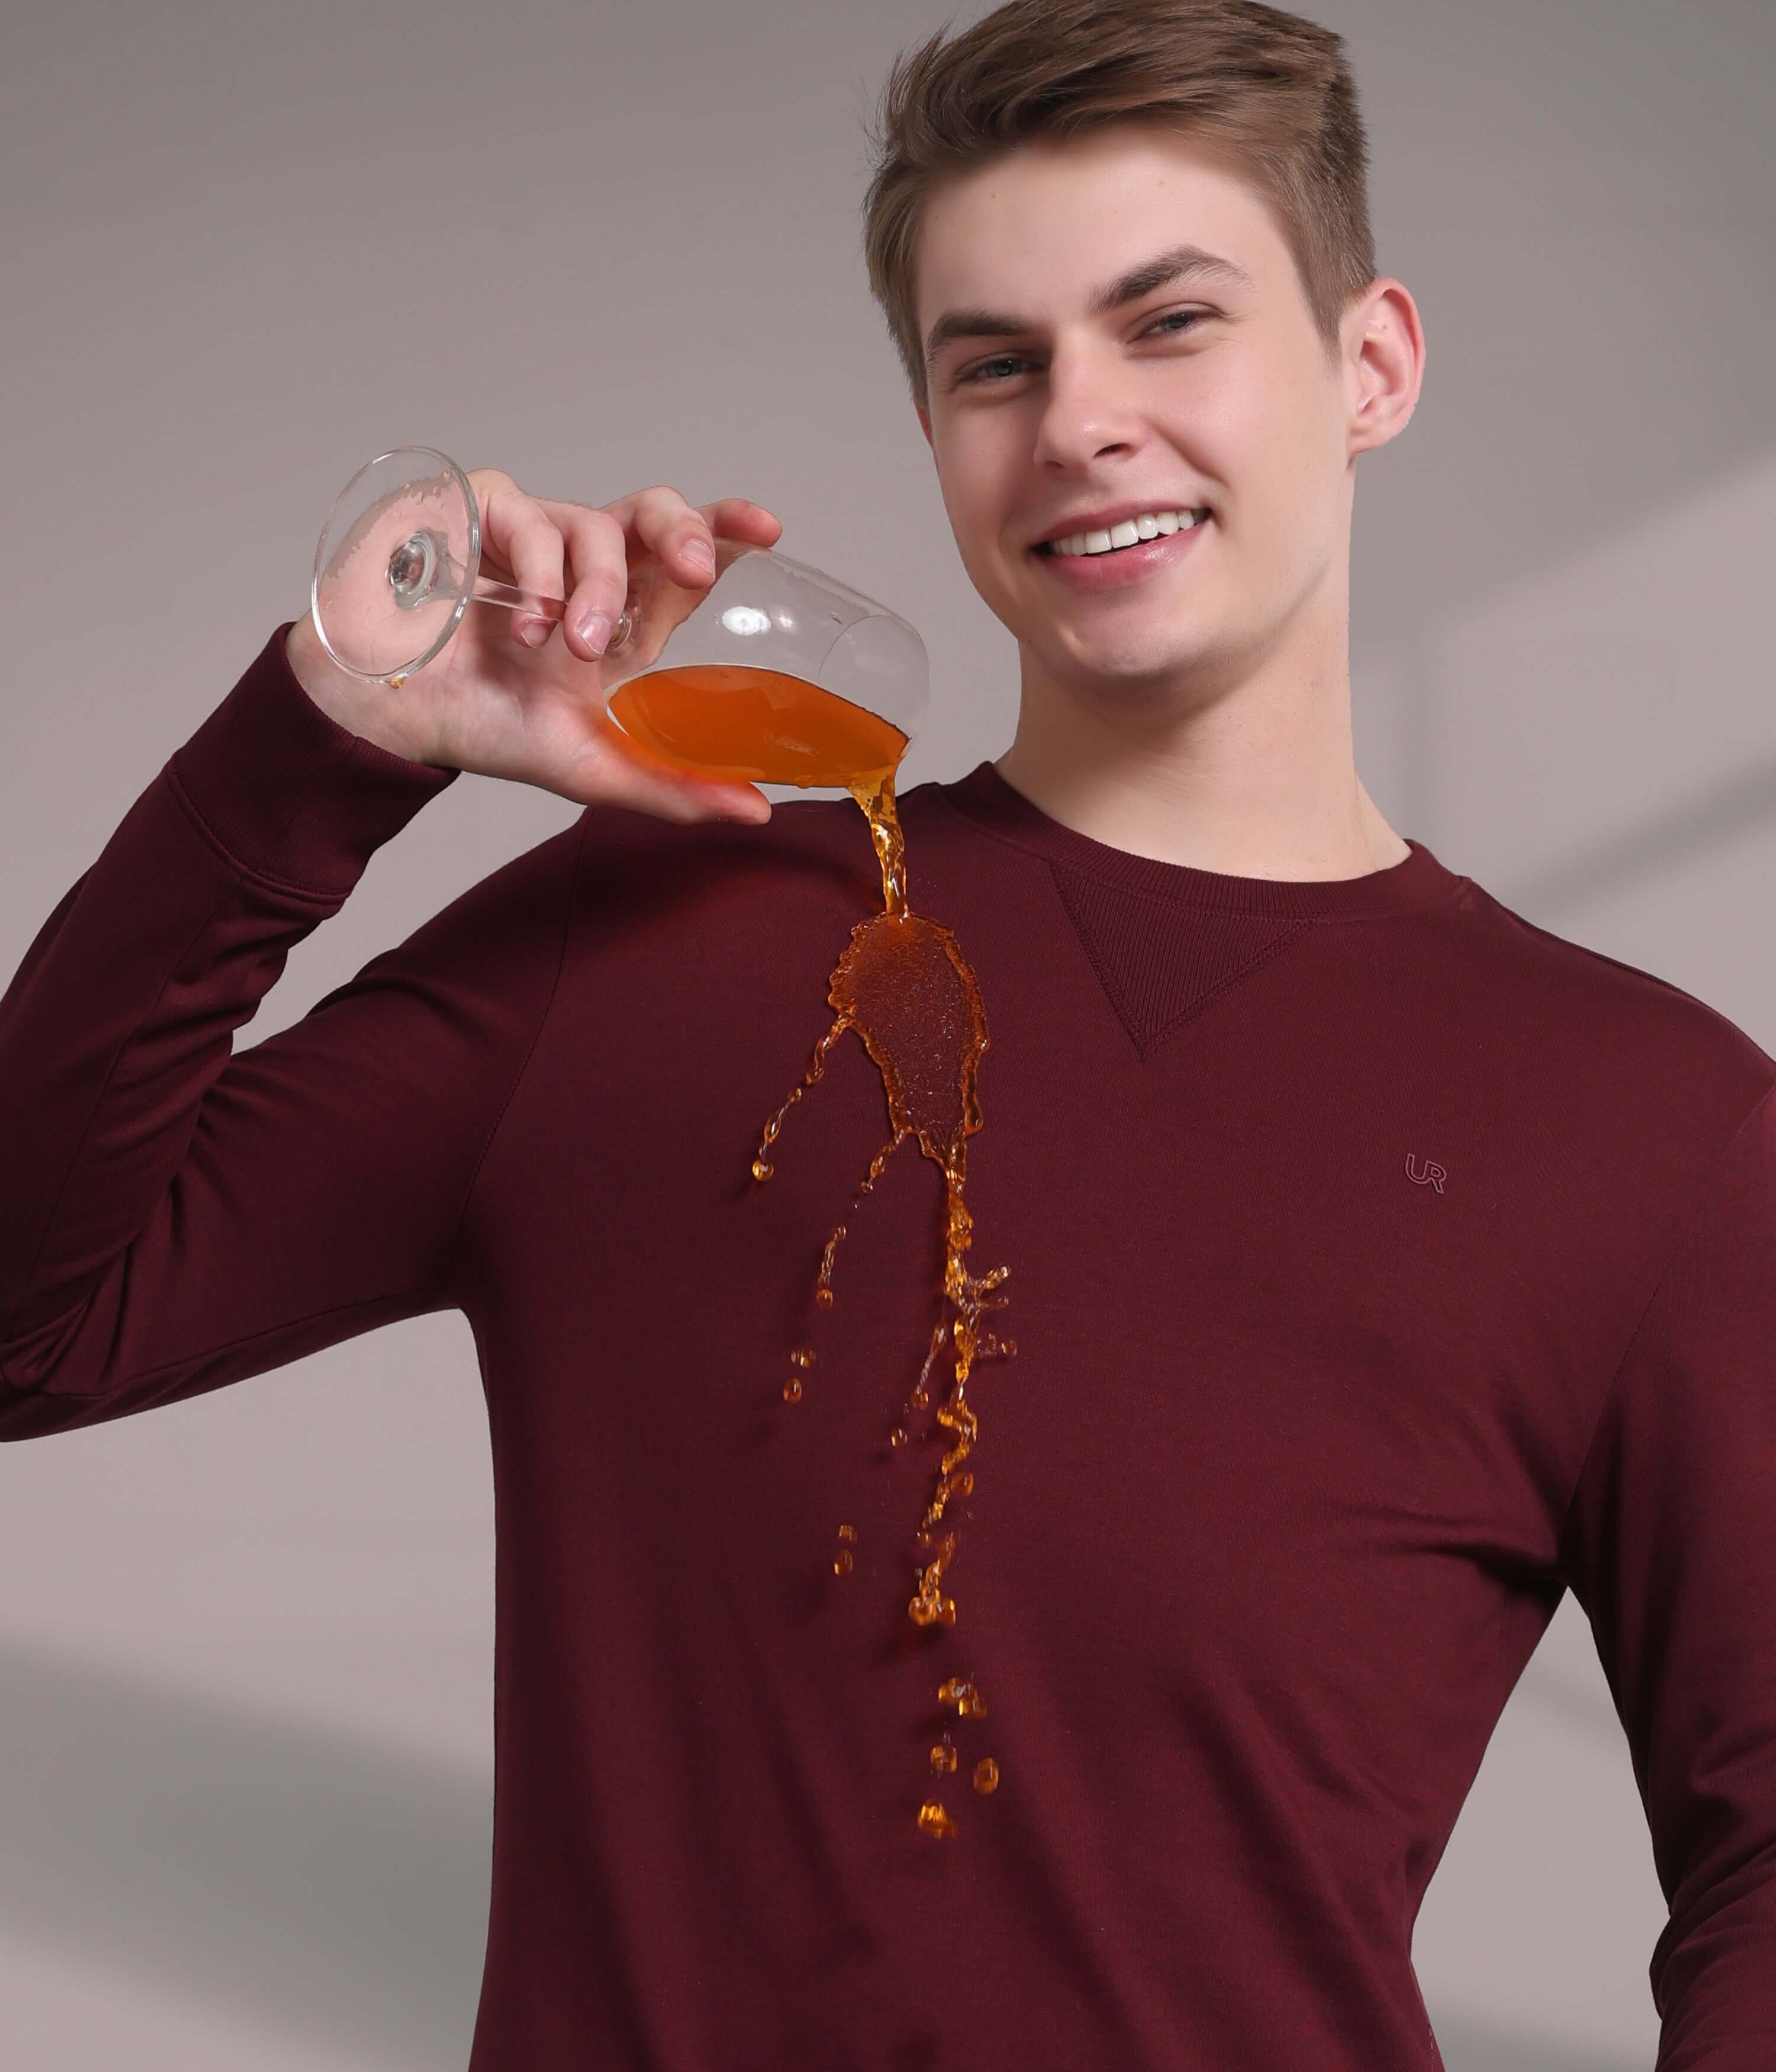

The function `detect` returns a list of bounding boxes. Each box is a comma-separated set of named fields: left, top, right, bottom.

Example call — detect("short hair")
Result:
left=861, top=0, right=1378, bottom=410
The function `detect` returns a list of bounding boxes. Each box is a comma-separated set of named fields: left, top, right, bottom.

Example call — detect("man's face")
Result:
left=914, top=127, right=1365, bottom=701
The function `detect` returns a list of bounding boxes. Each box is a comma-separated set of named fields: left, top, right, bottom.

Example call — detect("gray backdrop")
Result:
left=2, top=2, right=1772, bottom=2066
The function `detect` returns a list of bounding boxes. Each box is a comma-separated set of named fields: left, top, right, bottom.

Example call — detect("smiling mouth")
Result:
left=1034, top=509, right=1211, bottom=557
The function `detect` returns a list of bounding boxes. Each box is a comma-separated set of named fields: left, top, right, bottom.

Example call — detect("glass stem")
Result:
left=469, top=575, right=633, bottom=653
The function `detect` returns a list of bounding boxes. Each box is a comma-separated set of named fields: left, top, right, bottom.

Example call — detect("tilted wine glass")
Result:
left=311, top=446, right=928, bottom=794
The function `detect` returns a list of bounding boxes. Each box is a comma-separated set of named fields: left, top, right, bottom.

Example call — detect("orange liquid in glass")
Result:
left=607, top=663, right=908, bottom=790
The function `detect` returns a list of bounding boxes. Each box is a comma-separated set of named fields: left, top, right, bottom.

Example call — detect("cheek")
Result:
left=1199, top=365, right=1340, bottom=551
left=934, top=430, right=1019, bottom=578
left=1152, top=364, right=1262, bottom=515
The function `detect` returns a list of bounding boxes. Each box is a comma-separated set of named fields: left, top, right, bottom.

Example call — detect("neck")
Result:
left=993, top=579, right=1408, bottom=883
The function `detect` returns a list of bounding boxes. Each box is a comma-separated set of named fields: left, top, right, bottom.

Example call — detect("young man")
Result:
left=2, top=1, right=1772, bottom=2065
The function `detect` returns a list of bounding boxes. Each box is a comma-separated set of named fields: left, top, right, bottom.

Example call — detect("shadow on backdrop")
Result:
left=1505, top=751, right=1776, bottom=918
left=1431, top=2011, right=1641, bottom=2072
left=0, top=1639, right=489, bottom=2070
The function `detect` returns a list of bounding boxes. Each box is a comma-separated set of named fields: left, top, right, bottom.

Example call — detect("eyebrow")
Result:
left=922, top=243, right=1253, bottom=374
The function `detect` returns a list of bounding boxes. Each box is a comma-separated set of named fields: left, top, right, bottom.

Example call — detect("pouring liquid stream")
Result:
left=609, top=662, right=1011, bottom=1834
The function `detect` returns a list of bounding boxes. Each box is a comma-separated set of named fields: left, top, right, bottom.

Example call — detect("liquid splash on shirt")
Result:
left=749, top=765, right=1014, bottom=1833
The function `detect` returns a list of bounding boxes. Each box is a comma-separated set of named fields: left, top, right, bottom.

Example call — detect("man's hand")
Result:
left=287, top=472, right=784, bottom=824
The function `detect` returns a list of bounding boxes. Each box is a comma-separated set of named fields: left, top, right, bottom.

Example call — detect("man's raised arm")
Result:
left=0, top=468, right=784, bottom=1436
left=0, top=625, right=539, bottom=1432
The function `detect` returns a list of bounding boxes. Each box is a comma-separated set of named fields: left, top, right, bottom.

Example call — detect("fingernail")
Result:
left=683, top=539, right=716, bottom=578
left=575, top=609, right=612, bottom=655
left=517, top=616, right=551, bottom=648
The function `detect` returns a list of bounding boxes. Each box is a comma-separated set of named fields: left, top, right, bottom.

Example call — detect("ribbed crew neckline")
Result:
left=934, top=760, right=1465, bottom=920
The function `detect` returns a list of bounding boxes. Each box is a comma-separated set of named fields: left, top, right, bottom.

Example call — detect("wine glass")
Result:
left=310, top=446, right=928, bottom=792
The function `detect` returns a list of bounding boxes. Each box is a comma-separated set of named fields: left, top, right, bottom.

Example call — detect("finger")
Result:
left=696, top=496, right=784, bottom=549
left=542, top=702, right=774, bottom=823
left=584, top=720, right=775, bottom=826
left=535, top=501, right=630, bottom=661
left=465, top=466, right=520, bottom=499
left=594, top=482, right=729, bottom=595
left=481, top=484, right=567, bottom=649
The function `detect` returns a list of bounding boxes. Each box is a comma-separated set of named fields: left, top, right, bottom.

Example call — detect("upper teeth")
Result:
left=1044, top=510, right=1205, bottom=556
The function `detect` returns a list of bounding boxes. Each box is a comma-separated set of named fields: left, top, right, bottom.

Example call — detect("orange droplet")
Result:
left=791, top=1347, right=816, bottom=1370
left=916, top=1801, right=957, bottom=1839
left=929, top=1742, right=957, bottom=1774
left=751, top=1159, right=773, bottom=1182
left=837, top=1524, right=856, bottom=1542
left=834, top=1549, right=853, bottom=1575
left=815, top=1289, right=834, bottom=1310
left=781, top=1376, right=802, bottom=1402
left=937, top=1677, right=988, bottom=1718
left=889, top=1427, right=908, bottom=1448
left=972, top=1757, right=999, bottom=1794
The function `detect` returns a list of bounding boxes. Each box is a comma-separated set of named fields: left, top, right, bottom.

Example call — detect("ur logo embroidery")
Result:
left=1405, top=1152, right=1447, bottom=1194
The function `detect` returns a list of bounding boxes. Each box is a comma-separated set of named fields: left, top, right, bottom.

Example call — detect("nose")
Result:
left=1032, top=343, right=1146, bottom=472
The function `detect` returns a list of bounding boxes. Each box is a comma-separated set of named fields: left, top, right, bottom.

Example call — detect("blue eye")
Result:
left=955, top=308, right=1207, bottom=387
left=958, top=353, right=1027, bottom=387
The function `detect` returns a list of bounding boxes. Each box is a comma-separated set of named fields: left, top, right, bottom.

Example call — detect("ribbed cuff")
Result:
left=168, top=622, right=459, bottom=897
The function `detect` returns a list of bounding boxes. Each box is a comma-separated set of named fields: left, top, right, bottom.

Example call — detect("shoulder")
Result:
left=1446, top=873, right=1776, bottom=1134
left=567, top=790, right=886, bottom=948
left=572, top=789, right=872, bottom=886
left=357, top=787, right=866, bottom=983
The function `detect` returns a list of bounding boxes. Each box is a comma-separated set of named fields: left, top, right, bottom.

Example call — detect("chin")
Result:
left=1050, top=624, right=1222, bottom=694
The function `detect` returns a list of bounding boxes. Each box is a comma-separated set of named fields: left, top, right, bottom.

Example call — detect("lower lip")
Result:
left=1031, top=519, right=1208, bottom=593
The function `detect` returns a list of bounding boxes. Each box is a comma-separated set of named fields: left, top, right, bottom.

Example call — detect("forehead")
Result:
left=912, top=127, right=1292, bottom=339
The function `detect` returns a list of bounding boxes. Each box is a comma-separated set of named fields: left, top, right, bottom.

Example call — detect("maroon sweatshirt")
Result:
left=3, top=626, right=1774, bottom=2071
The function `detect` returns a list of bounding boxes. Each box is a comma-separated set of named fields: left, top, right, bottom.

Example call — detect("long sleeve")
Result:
left=0, top=624, right=580, bottom=1439
left=1561, top=1081, right=1776, bottom=2069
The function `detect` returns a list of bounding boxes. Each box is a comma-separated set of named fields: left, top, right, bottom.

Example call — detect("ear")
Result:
left=915, top=400, right=934, bottom=451
left=1344, top=278, right=1424, bottom=459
